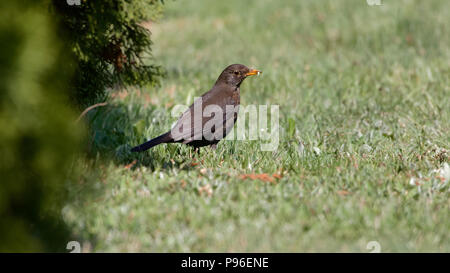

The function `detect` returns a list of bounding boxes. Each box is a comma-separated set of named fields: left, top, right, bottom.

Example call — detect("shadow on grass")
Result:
left=83, top=100, right=197, bottom=172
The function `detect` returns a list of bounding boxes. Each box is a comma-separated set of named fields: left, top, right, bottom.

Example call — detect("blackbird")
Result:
left=131, top=64, right=261, bottom=152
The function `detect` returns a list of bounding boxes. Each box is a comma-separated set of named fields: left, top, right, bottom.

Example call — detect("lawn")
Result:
left=64, top=0, right=449, bottom=252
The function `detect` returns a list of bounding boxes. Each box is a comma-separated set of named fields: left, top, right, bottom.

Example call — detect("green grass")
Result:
left=65, top=0, right=449, bottom=252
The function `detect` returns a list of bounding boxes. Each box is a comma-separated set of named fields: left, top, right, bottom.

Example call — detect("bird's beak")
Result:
left=245, top=69, right=261, bottom=77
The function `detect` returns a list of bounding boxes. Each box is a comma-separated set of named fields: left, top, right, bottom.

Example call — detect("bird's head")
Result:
left=216, top=64, right=261, bottom=87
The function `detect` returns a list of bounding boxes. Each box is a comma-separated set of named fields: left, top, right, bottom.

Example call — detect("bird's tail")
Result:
left=131, top=132, right=172, bottom=152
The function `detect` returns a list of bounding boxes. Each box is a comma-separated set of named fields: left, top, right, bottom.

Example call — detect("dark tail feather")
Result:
left=131, top=132, right=172, bottom=152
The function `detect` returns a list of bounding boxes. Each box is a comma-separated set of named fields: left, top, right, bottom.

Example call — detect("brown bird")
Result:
left=131, top=64, right=261, bottom=152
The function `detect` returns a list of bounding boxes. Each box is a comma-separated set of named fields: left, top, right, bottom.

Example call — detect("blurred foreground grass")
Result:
left=65, top=0, right=449, bottom=252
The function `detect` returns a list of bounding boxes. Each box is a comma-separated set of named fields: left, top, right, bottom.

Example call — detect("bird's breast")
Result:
left=231, top=88, right=240, bottom=105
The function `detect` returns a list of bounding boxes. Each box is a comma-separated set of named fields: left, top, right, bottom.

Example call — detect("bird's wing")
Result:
left=170, top=84, right=239, bottom=143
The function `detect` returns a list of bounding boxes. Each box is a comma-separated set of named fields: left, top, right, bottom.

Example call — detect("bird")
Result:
left=131, top=64, right=261, bottom=152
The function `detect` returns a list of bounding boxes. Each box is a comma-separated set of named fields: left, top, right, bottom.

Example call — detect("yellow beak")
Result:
left=245, top=69, right=262, bottom=77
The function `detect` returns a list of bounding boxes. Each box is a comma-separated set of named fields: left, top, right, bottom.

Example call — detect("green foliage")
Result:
left=51, top=0, right=165, bottom=107
left=0, top=1, right=83, bottom=252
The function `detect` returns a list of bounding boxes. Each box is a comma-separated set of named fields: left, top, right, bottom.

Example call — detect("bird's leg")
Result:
left=210, top=144, right=217, bottom=150
left=189, top=147, right=198, bottom=158
left=188, top=146, right=200, bottom=158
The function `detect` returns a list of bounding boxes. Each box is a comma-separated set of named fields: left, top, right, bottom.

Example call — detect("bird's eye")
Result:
left=234, top=71, right=239, bottom=75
